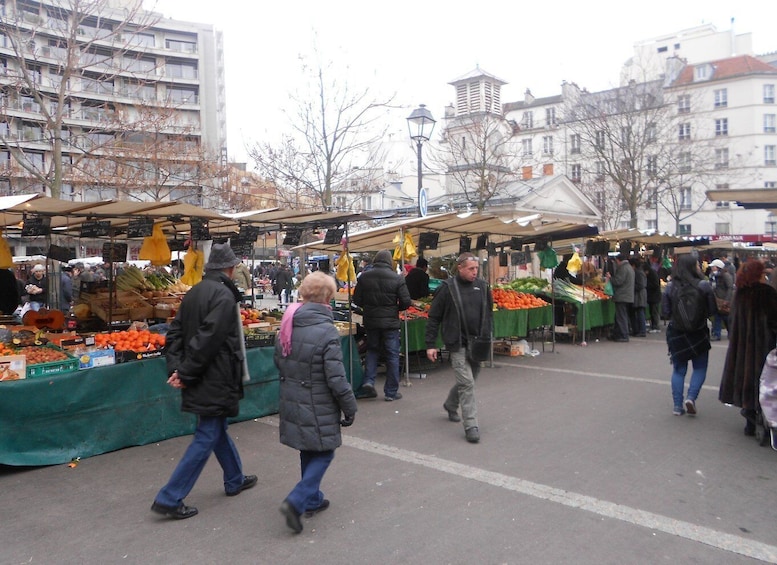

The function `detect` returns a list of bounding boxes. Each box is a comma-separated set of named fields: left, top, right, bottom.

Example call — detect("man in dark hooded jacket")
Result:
left=151, top=243, right=257, bottom=520
left=352, top=249, right=411, bottom=401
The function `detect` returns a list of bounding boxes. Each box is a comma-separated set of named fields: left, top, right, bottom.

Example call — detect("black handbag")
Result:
left=450, top=278, right=491, bottom=363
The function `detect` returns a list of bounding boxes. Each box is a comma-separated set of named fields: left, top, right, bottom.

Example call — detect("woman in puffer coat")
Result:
left=274, top=271, right=357, bottom=534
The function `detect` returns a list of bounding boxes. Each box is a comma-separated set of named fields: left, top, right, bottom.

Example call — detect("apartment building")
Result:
left=0, top=0, right=226, bottom=207
left=442, top=25, right=777, bottom=241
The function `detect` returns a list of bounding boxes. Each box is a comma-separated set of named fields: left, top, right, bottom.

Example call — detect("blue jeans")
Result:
left=285, top=450, right=335, bottom=514
left=155, top=415, right=245, bottom=507
left=671, top=349, right=709, bottom=409
left=364, top=328, right=401, bottom=397
left=711, top=314, right=728, bottom=338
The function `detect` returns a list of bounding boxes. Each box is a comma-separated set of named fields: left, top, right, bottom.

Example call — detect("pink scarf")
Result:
left=279, top=302, right=303, bottom=357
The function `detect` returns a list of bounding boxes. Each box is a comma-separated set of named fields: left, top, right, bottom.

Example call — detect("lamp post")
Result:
left=407, top=104, right=436, bottom=217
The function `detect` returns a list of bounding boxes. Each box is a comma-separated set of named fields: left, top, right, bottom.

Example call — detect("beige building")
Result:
left=0, top=0, right=227, bottom=207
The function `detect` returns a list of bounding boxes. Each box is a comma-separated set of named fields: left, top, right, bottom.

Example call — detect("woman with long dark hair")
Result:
left=661, top=254, right=716, bottom=416
left=719, top=259, right=777, bottom=435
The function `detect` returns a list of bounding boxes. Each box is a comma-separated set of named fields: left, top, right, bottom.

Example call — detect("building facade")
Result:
left=440, top=25, right=777, bottom=241
left=0, top=0, right=226, bottom=207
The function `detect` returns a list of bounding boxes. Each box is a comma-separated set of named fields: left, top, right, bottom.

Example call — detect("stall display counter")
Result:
left=0, top=337, right=362, bottom=466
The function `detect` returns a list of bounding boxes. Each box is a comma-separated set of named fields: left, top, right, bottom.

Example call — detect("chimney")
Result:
left=524, top=89, right=534, bottom=104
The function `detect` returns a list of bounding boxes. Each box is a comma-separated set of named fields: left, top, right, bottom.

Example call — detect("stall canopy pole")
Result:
left=399, top=227, right=411, bottom=387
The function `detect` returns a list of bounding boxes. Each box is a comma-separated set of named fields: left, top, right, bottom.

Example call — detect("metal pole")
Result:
left=416, top=140, right=423, bottom=217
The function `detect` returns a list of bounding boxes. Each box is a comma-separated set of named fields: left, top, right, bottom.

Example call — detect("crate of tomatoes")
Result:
left=16, top=344, right=79, bottom=378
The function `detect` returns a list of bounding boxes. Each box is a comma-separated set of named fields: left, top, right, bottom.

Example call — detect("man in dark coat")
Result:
left=151, top=243, right=257, bottom=520
left=425, top=253, right=493, bottom=443
left=275, top=263, right=294, bottom=301
left=274, top=272, right=357, bottom=533
left=606, top=254, right=634, bottom=342
left=0, top=268, right=20, bottom=315
left=352, top=249, right=411, bottom=401
left=405, top=257, right=430, bottom=300
left=643, top=262, right=662, bottom=333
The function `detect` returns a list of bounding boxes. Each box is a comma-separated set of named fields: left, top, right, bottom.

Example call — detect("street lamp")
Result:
left=407, top=104, right=436, bottom=217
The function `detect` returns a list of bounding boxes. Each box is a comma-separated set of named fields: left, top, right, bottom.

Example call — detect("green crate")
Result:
left=25, top=346, right=79, bottom=379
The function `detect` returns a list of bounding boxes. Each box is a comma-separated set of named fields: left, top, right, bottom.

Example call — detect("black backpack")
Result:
left=671, top=280, right=707, bottom=332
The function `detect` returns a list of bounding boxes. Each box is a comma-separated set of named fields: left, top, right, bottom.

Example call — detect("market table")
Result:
left=0, top=337, right=363, bottom=466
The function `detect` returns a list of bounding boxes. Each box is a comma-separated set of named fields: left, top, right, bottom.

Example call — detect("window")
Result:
left=765, top=84, right=775, bottom=104
left=21, top=95, right=39, bottom=113
left=521, top=138, right=532, bottom=157
left=167, top=87, right=198, bottom=104
left=646, top=219, right=657, bottom=231
left=595, top=130, right=606, bottom=149
left=361, top=196, right=372, bottom=210
left=646, top=122, right=657, bottom=142
left=131, top=33, right=155, bottom=47
left=677, top=95, right=691, bottom=114
left=678, top=123, right=691, bottom=141
left=715, top=183, right=729, bottom=208
left=542, top=136, right=553, bottom=155
left=715, top=223, right=730, bottom=235
left=595, top=161, right=605, bottom=181
left=166, top=62, right=198, bottom=79
left=27, top=152, right=44, bottom=169
left=715, top=148, right=729, bottom=169
left=678, top=224, right=692, bottom=236
left=0, top=179, right=11, bottom=196
left=621, top=126, right=631, bottom=145
left=521, top=166, right=532, bottom=180
left=766, top=182, right=777, bottom=188
left=165, top=39, right=196, bottom=53
left=765, top=114, right=776, bottom=134
left=543, top=164, right=554, bottom=176
left=714, top=89, right=728, bottom=108
left=0, top=150, right=10, bottom=167
left=715, top=118, right=728, bottom=136
left=593, top=190, right=605, bottom=209
left=546, top=108, right=556, bottom=127
left=646, top=155, right=658, bottom=177
left=678, top=152, right=691, bottom=172
left=679, top=187, right=691, bottom=210
left=334, top=196, right=347, bottom=210
left=694, top=65, right=710, bottom=81
left=124, top=56, right=156, bottom=73
left=766, top=145, right=776, bottom=166
left=570, top=134, right=581, bottom=154
left=521, top=111, right=533, bottom=129
left=571, top=164, right=581, bottom=182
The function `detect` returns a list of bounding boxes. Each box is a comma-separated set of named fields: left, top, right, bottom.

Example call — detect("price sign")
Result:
left=127, top=217, right=154, bottom=238
left=102, top=241, right=128, bottom=263
left=80, top=220, right=111, bottom=238
left=167, top=238, right=186, bottom=252
left=230, top=236, right=253, bottom=257
left=238, top=224, right=261, bottom=240
left=190, top=217, right=210, bottom=241
left=21, top=216, right=51, bottom=236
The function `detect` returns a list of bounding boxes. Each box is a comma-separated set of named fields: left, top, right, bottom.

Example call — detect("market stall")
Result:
left=0, top=337, right=362, bottom=466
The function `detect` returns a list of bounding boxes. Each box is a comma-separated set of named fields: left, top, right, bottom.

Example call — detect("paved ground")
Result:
left=2, top=330, right=777, bottom=565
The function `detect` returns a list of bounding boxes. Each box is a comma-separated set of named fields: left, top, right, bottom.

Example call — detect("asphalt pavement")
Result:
left=2, top=329, right=777, bottom=565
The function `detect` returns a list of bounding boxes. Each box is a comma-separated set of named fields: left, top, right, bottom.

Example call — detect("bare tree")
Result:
left=438, top=113, right=518, bottom=211
left=0, top=0, right=165, bottom=198
left=248, top=51, right=394, bottom=211
left=564, top=79, right=670, bottom=229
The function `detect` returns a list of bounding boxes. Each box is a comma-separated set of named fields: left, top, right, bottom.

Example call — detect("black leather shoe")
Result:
left=304, top=499, right=330, bottom=518
left=226, top=474, right=258, bottom=496
left=465, top=426, right=480, bottom=443
left=444, top=404, right=461, bottom=422
left=151, top=501, right=198, bottom=520
left=280, top=500, right=303, bottom=533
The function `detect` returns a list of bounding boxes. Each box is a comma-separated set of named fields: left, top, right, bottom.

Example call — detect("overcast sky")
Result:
left=144, top=0, right=776, bottom=164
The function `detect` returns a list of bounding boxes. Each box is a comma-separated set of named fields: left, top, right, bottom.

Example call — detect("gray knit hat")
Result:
left=204, top=243, right=240, bottom=271
left=373, top=249, right=393, bottom=266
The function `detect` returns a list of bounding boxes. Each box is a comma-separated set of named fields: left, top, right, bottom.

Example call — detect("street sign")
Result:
left=419, top=188, right=428, bottom=217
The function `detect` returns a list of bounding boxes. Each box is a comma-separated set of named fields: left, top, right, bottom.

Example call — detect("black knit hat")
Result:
left=204, top=243, right=240, bottom=271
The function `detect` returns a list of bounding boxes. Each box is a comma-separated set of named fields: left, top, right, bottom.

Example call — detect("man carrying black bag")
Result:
left=425, top=253, right=493, bottom=443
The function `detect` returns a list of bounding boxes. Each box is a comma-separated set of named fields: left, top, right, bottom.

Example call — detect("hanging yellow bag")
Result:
left=335, top=252, right=356, bottom=283
left=180, top=247, right=204, bottom=286
left=138, top=224, right=172, bottom=266
left=0, top=235, right=12, bottom=269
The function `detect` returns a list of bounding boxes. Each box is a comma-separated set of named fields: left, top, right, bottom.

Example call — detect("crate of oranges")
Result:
left=92, top=329, right=167, bottom=363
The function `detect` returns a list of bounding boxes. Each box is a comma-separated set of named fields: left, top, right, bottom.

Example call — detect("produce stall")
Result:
left=0, top=336, right=362, bottom=466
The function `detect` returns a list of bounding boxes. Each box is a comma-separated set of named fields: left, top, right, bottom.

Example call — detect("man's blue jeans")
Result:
left=671, top=349, right=709, bottom=409
left=364, top=328, right=401, bottom=397
left=285, top=450, right=335, bottom=514
left=712, top=313, right=728, bottom=338
left=155, top=415, right=245, bottom=507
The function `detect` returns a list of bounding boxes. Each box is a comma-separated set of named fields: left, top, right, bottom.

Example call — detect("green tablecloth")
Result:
left=562, top=298, right=615, bottom=330
left=0, top=337, right=362, bottom=466
left=401, top=318, right=442, bottom=352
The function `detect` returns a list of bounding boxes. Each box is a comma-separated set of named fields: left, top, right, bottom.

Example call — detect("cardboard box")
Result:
left=43, top=332, right=85, bottom=350
left=493, top=341, right=524, bottom=357
left=116, top=349, right=164, bottom=363
left=0, top=355, right=26, bottom=381
left=77, top=348, right=116, bottom=369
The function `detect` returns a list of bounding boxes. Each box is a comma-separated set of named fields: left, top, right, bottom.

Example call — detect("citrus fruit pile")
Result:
left=93, top=329, right=166, bottom=352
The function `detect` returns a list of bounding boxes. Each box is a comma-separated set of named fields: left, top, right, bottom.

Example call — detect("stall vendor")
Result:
left=405, top=258, right=430, bottom=300
left=25, top=264, right=48, bottom=311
